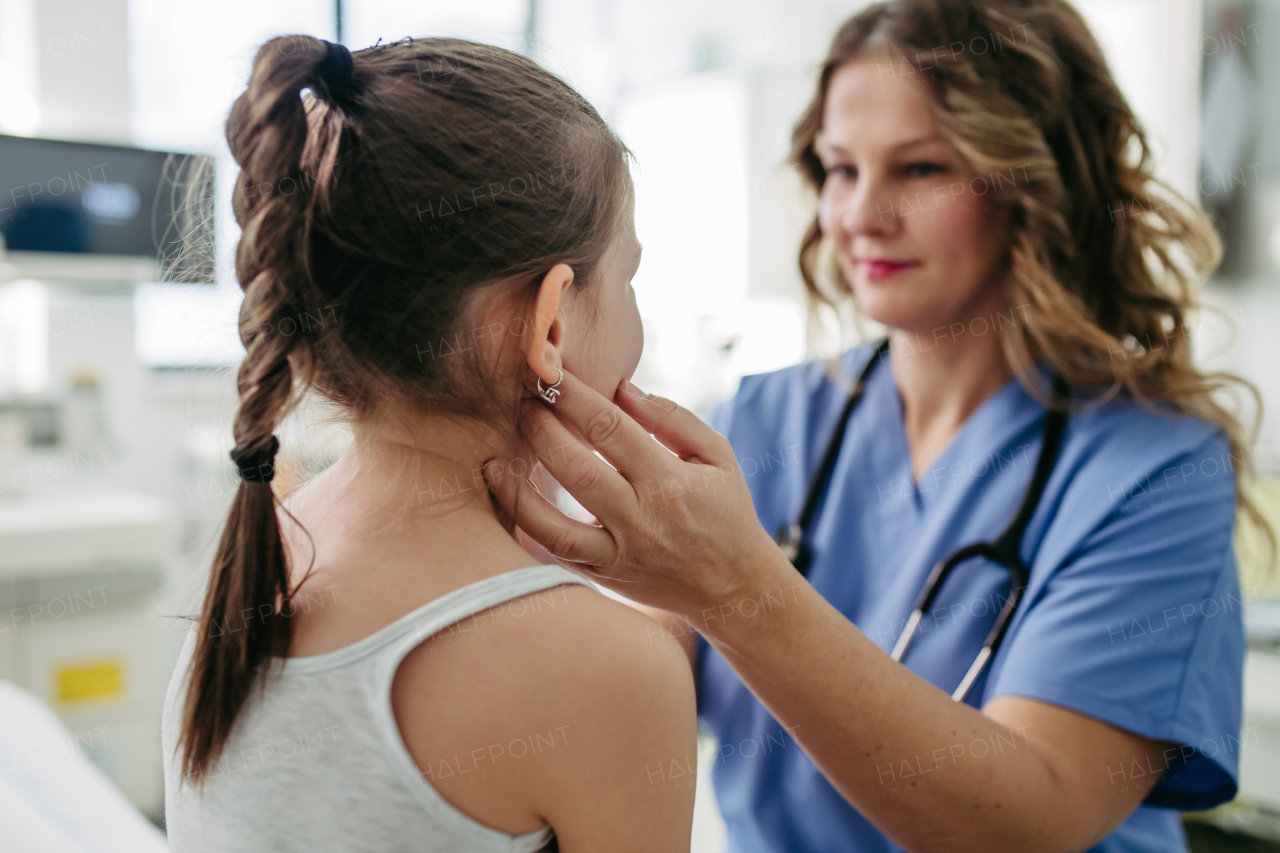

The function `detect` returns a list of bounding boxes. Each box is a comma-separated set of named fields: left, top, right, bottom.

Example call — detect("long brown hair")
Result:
left=179, top=35, right=632, bottom=781
left=790, top=0, right=1275, bottom=571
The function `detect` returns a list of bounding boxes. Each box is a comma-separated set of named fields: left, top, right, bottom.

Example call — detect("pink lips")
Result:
left=857, top=258, right=920, bottom=281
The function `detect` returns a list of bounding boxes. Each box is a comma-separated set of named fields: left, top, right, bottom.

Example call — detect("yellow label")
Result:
left=56, top=659, right=124, bottom=703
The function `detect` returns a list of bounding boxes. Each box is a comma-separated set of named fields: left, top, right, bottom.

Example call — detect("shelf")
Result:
left=0, top=250, right=161, bottom=288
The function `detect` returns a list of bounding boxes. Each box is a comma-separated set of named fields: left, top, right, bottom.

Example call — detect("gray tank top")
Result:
left=162, top=565, right=595, bottom=852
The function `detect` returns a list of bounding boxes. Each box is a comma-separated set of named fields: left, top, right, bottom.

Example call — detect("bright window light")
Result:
left=342, top=0, right=528, bottom=52
left=0, top=279, right=50, bottom=393
left=133, top=283, right=243, bottom=369
left=618, top=71, right=803, bottom=414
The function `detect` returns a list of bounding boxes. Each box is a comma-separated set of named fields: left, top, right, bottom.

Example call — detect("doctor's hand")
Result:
left=483, top=370, right=793, bottom=621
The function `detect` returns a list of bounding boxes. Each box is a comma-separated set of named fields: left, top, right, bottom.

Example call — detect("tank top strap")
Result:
left=376, top=563, right=596, bottom=672
left=277, top=564, right=595, bottom=679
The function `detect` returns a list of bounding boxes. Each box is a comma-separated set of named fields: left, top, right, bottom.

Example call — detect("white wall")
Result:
left=1072, top=0, right=1203, bottom=195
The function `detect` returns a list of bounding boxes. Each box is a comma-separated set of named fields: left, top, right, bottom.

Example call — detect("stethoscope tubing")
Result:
left=776, top=338, right=1071, bottom=702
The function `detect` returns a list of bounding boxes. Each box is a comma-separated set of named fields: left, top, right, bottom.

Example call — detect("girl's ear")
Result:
left=526, top=263, right=574, bottom=385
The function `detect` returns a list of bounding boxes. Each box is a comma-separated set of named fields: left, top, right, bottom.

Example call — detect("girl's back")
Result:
left=162, top=34, right=694, bottom=852
left=163, top=564, right=695, bottom=852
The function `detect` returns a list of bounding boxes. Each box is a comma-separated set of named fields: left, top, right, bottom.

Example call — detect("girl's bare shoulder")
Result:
left=391, top=582, right=697, bottom=839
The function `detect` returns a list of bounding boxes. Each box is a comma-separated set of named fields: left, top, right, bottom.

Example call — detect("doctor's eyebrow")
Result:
left=816, top=134, right=948, bottom=157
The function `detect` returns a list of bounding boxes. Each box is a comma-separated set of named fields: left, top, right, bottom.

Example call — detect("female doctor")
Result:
left=485, top=1, right=1271, bottom=850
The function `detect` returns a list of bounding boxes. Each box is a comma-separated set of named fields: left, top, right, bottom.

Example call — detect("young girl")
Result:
left=161, top=35, right=696, bottom=852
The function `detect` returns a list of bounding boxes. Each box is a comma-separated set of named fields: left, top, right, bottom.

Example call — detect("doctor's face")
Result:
left=815, top=58, right=1013, bottom=336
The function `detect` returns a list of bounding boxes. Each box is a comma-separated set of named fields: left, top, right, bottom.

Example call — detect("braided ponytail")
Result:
left=179, top=35, right=348, bottom=781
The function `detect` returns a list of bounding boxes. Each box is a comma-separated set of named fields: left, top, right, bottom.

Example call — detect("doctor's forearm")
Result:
left=696, top=557, right=1105, bottom=853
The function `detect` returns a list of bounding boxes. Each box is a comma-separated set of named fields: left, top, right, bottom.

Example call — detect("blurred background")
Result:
left=0, top=0, right=1278, bottom=850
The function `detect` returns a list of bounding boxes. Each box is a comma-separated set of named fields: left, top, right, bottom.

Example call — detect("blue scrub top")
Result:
left=697, top=342, right=1245, bottom=853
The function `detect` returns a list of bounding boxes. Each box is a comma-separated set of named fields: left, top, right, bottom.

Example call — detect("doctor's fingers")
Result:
left=516, top=399, right=643, bottom=526
left=615, top=378, right=733, bottom=466
left=532, top=368, right=688, bottom=481
left=483, top=456, right=618, bottom=567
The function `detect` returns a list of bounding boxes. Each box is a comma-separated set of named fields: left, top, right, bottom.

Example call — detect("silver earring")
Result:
left=536, top=369, right=564, bottom=404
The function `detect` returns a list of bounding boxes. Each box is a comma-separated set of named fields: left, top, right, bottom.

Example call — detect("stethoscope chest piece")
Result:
left=775, top=522, right=812, bottom=576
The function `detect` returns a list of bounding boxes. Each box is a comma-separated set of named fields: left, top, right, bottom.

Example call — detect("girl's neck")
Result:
left=284, top=412, right=523, bottom=541
left=276, top=414, right=546, bottom=657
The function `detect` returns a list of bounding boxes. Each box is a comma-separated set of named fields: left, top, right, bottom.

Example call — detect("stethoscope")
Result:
left=775, top=338, right=1071, bottom=702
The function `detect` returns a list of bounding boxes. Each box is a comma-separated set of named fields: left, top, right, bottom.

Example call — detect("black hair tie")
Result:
left=314, top=40, right=359, bottom=110
left=230, top=435, right=280, bottom=483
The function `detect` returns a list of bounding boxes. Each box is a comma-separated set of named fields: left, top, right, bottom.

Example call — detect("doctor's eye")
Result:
left=904, top=161, right=946, bottom=178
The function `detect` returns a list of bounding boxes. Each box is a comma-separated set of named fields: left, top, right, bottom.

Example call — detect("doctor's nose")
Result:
left=826, top=181, right=900, bottom=246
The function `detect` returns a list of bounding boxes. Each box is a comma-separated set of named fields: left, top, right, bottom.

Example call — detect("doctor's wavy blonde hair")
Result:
left=791, top=0, right=1275, bottom=572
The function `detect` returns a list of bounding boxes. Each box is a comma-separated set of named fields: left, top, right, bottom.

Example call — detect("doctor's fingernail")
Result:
left=626, top=380, right=678, bottom=412
left=619, top=378, right=679, bottom=414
